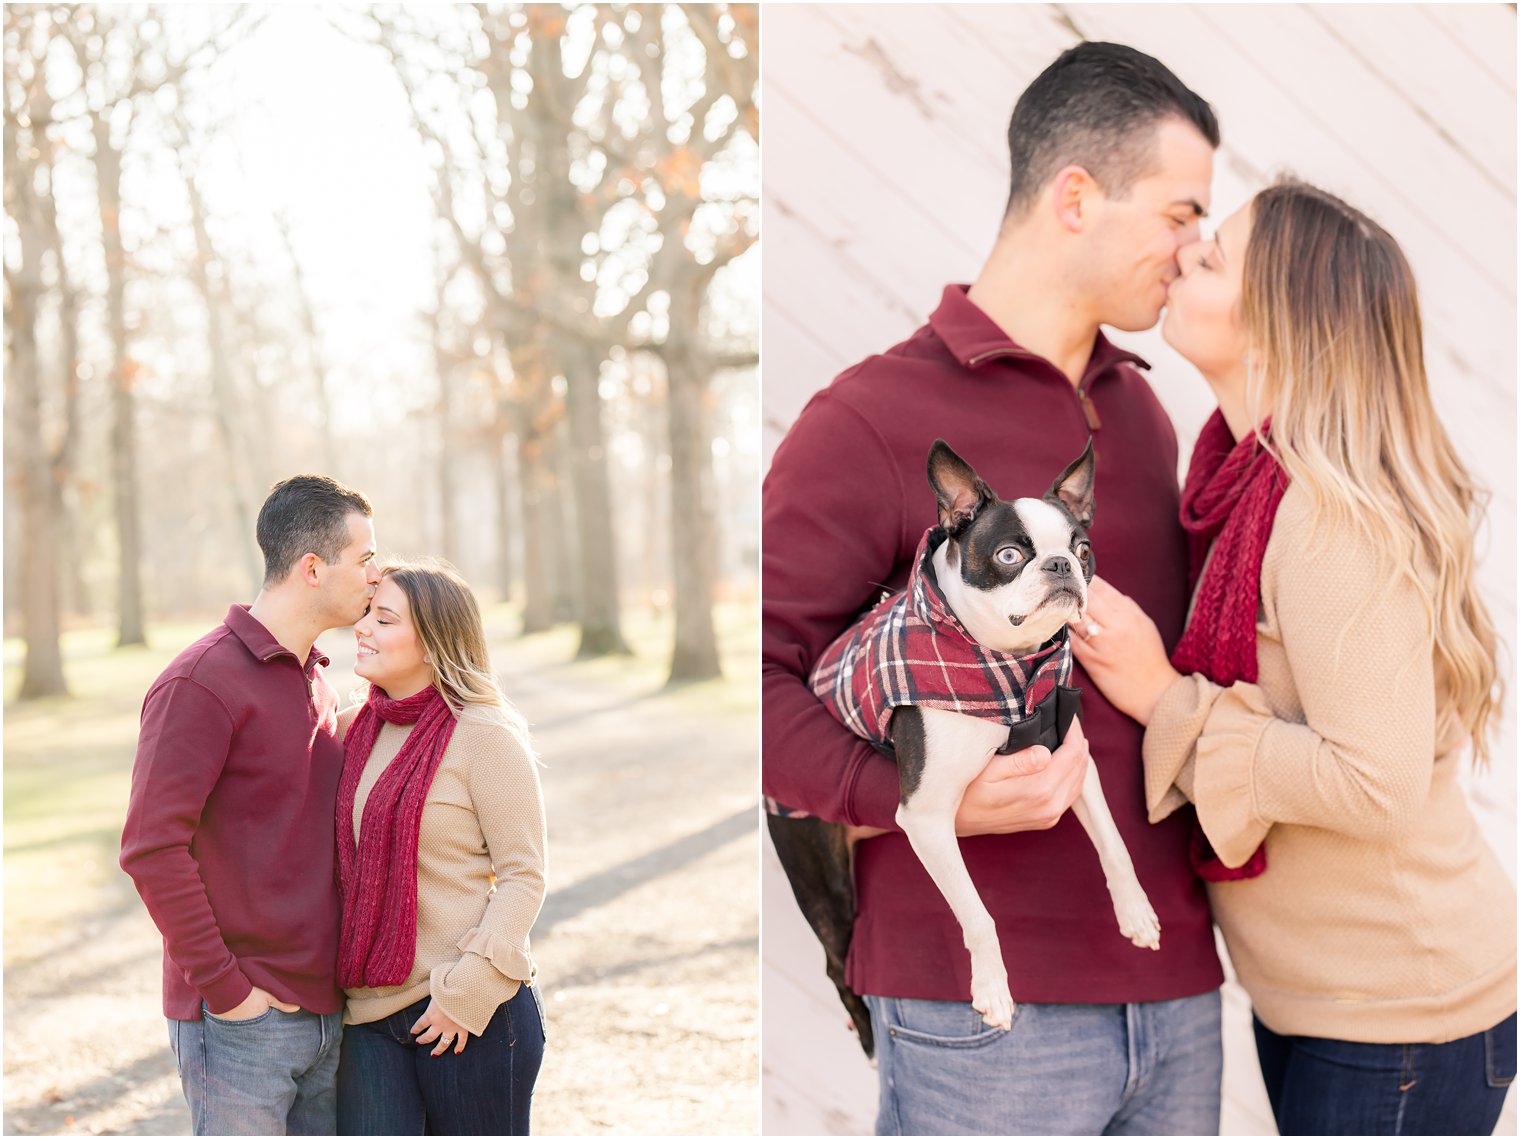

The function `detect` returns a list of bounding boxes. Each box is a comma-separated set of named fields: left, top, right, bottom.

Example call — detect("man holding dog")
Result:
left=120, top=476, right=380, bottom=1135
left=762, top=43, right=1227, bottom=1134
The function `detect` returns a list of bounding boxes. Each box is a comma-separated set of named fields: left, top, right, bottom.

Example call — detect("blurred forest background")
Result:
left=4, top=2, right=760, bottom=694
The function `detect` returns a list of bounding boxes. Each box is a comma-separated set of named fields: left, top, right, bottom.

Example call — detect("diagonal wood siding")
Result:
left=760, top=5, right=1517, bottom=1134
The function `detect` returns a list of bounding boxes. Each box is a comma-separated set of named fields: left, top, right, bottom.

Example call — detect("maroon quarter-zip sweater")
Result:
left=120, top=605, right=345, bottom=1020
left=763, top=284, right=1224, bottom=1002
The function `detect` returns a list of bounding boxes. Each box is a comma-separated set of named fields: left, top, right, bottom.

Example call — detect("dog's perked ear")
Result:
left=927, top=440, right=996, bottom=535
left=1047, top=439, right=1097, bottom=528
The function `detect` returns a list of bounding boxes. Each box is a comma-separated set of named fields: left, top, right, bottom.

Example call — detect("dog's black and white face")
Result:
left=926, top=440, right=1097, bottom=655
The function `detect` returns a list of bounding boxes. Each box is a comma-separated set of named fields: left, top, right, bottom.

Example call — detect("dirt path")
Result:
left=3, top=614, right=759, bottom=1136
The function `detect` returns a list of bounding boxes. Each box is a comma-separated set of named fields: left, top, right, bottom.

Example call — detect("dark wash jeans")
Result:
left=1254, top=1010, right=1516, bottom=1136
left=336, top=983, right=545, bottom=1136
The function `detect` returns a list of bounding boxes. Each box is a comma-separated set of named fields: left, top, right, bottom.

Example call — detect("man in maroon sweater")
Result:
left=121, top=476, right=380, bottom=1136
left=763, top=44, right=1228, bottom=1134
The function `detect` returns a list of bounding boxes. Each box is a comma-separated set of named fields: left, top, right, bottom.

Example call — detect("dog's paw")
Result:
left=971, top=980, right=1015, bottom=1030
left=1115, top=892, right=1161, bottom=951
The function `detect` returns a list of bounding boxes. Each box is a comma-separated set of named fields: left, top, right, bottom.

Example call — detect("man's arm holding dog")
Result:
left=761, top=390, right=1087, bottom=834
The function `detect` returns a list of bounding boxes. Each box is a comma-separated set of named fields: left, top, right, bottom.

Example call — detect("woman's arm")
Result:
left=1076, top=494, right=1438, bottom=867
left=427, top=715, right=548, bottom=1037
left=1188, top=508, right=1436, bottom=861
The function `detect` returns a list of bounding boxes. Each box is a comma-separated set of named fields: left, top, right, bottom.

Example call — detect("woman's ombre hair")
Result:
left=381, top=559, right=534, bottom=754
left=1241, top=178, right=1501, bottom=766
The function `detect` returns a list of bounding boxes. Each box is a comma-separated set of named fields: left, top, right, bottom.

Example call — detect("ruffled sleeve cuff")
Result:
left=1142, top=672, right=1224, bottom=823
left=455, top=925, right=536, bottom=982
left=428, top=927, right=536, bottom=1037
left=1192, top=682, right=1275, bottom=868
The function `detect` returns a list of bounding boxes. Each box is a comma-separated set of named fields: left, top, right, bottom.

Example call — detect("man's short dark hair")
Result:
left=1004, top=42, right=1219, bottom=218
left=257, top=475, right=373, bottom=585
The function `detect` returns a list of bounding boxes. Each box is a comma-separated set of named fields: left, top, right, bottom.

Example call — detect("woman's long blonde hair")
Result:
left=381, top=559, right=535, bottom=756
left=1242, top=178, right=1502, bottom=766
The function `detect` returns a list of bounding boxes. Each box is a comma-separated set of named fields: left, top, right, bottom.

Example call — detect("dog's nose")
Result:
left=1042, top=555, right=1072, bottom=578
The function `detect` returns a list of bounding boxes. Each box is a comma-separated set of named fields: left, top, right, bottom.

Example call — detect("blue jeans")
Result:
left=1253, top=1010, right=1517, bottom=1135
left=866, top=989, right=1222, bottom=1135
left=169, top=1004, right=342, bottom=1135
left=335, top=983, right=545, bottom=1135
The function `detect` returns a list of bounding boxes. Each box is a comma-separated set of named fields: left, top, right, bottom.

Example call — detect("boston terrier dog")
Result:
left=767, top=439, right=1159, bottom=1056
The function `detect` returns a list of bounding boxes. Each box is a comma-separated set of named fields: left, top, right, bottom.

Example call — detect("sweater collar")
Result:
left=225, top=604, right=331, bottom=670
left=927, top=283, right=1151, bottom=384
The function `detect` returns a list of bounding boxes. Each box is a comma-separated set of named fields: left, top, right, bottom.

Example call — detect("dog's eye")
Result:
left=995, top=547, right=1024, bottom=567
left=1075, top=541, right=1092, bottom=562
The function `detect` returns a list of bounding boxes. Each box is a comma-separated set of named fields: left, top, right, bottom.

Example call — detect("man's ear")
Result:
left=1047, top=439, right=1096, bottom=529
left=927, top=440, right=995, bottom=535
left=1050, top=164, right=1099, bottom=234
left=297, top=552, right=323, bottom=588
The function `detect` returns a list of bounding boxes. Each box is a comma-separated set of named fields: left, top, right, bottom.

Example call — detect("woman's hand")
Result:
left=1070, top=576, right=1181, bottom=727
left=411, top=999, right=470, bottom=1056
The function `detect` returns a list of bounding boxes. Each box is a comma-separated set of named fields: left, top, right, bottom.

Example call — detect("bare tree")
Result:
left=4, top=8, right=74, bottom=697
left=58, top=6, right=255, bottom=646
left=172, top=112, right=264, bottom=595
left=272, top=211, right=339, bottom=474
left=350, top=5, right=756, bottom=669
left=369, top=6, right=631, bottom=653
left=619, top=4, right=758, bottom=680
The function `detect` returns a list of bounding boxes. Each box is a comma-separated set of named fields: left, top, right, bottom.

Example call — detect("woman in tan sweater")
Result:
left=1071, top=179, right=1515, bottom=1135
left=333, top=561, right=546, bottom=1136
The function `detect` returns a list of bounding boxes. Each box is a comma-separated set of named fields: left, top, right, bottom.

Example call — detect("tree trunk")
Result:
left=663, top=288, right=723, bottom=682
left=492, top=425, right=514, bottom=606
left=515, top=424, right=555, bottom=635
left=94, top=115, right=146, bottom=647
left=643, top=386, right=667, bottom=615
left=14, top=371, right=69, bottom=698
left=504, top=345, right=556, bottom=633
left=558, top=336, right=629, bottom=657
left=274, top=214, right=338, bottom=473
left=59, top=499, right=93, bottom=619
left=41, top=142, right=88, bottom=622
left=183, top=164, right=262, bottom=595
left=549, top=411, right=580, bottom=624
left=5, top=124, right=68, bottom=697
left=431, top=309, right=458, bottom=565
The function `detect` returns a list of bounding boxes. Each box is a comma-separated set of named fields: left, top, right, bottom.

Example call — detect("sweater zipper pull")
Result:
left=1079, top=388, right=1101, bottom=431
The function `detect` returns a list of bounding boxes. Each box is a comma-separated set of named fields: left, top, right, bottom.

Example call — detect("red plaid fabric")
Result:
left=809, top=528, right=1073, bottom=749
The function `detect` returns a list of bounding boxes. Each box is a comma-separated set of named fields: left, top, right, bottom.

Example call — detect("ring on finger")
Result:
left=1084, top=621, right=1102, bottom=640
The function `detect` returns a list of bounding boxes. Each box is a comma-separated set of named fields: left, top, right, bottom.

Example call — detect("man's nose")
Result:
left=367, top=563, right=381, bottom=584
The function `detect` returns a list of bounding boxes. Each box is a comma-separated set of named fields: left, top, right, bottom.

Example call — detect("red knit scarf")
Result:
left=1172, top=410, right=1287, bottom=882
left=336, top=683, right=458, bottom=988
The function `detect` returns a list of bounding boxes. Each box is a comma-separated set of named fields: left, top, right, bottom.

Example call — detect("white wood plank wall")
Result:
left=760, top=5, right=1517, bottom=1135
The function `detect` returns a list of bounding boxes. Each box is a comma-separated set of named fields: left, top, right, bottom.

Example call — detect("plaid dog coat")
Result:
left=809, top=527, right=1081, bottom=756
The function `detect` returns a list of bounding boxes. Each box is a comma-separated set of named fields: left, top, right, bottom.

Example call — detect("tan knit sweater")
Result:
left=1145, top=481, right=1515, bottom=1044
left=338, top=702, right=547, bottom=1035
